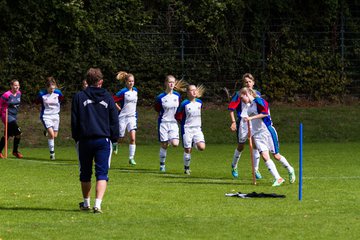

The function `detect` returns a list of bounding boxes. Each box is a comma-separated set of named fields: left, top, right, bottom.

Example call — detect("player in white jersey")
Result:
left=228, top=73, right=263, bottom=179
left=239, top=87, right=296, bottom=186
left=36, top=77, right=64, bottom=160
left=242, top=73, right=263, bottom=178
left=154, top=75, right=184, bottom=172
left=176, top=84, right=206, bottom=175
left=113, top=71, right=138, bottom=166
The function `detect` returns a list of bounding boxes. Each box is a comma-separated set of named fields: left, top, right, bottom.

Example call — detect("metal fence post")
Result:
left=180, top=30, right=185, bottom=79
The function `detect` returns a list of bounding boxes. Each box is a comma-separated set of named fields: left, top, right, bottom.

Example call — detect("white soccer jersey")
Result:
left=246, top=97, right=272, bottom=135
left=155, top=91, right=180, bottom=123
left=114, top=87, right=138, bottom=118
left=178, top=99, right=202, bottom=128
left=38, top=89, right=63, bottom=116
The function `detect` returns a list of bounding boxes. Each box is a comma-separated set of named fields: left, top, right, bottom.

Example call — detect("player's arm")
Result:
left=154, top=96, right=161, bottom=112
left=175, top=102, right=184, bottom=122
left=109, top=97, right=120, bottom=142
left=229, top=111, right=237, bottom=132
left=71, top=94, right=80, bottom=142
left=57, top=90, right=65, bottom=104
left=113, top=93, right=123, bottom=111
left=228, top=94, right=239, bottom=132
left=115, top=102, right=121, bottom=111
left=243, top=113, right=267, bottom=122
left=34, top=91, right=43, bottom=105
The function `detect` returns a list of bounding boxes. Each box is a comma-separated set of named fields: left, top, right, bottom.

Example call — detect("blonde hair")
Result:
left=175, top=79, right=188, bottom=92
left=188, top=84, right=205, bottom=98
left=242, top=73, right=255, bottom=83
left=239, top=87, right=257, bottom=98
left=165, top=75, right=188, bottom=92
left=116, top=71, right=134, bottom=83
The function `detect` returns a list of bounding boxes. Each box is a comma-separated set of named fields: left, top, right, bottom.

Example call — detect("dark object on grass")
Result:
left=225, top=192, right=286, bottom=198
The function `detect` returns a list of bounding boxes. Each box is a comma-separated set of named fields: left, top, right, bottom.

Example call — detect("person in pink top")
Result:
left=0, top=79, right=23, bottom=158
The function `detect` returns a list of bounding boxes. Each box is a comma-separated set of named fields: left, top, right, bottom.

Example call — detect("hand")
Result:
left=243, top=116, right=251, bottom=122
left=230, top=122, right=237, bottom=132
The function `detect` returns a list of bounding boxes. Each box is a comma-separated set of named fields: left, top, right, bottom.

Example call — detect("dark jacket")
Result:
left=71, top=86, right=119, bottom=142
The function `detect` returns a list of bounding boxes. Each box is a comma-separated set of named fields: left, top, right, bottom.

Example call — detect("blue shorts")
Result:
left=77, top=138, right=112, bottom=182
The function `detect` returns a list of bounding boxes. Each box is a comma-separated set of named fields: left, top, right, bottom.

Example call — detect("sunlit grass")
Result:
left=0, top=142, right=359, bottom=239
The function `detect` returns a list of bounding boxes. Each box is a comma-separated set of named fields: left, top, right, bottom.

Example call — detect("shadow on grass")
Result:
left=165, top=181, right=251, bottom=186
left=110, top=167, right=162, bottom=175
left=111, top=167, right=250, bottom=185
left=6, top=157, right=77, bottom=165
left=0, top=206, right=79, bottom=212
left=160, top=173, right=261, bottom=186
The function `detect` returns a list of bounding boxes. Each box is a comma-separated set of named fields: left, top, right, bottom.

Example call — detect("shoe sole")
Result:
left=79, top=202, right=91, bottom=211
left=289, top=172, right=296, bottom=184
left=93, top=208, right=103, bottom=214
left=272, top=179, right=285, bottom=187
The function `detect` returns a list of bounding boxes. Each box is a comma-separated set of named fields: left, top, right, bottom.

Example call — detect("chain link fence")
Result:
left=114, top=17, right=360, bottom=100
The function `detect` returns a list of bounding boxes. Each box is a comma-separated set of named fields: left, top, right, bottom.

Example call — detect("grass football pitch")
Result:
left=1, top=142, right=359, bottom=239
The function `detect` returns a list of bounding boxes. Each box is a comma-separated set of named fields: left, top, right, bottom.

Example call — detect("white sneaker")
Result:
left=272, top=177, right=285, bottom=187
left=289, top=169, right=296, bottom=184
left=50, top=153, right=55, bottom=160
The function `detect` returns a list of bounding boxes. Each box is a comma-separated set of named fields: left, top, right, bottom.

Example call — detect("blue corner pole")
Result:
left=299, top=123, right=303, bottom=201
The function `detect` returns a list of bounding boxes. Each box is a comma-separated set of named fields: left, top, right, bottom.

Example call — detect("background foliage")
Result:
left=0, top=0, right=359, bottom=103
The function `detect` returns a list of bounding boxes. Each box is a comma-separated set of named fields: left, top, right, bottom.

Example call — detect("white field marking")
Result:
left=303, top=176, right=360, bottom=179
left=4, top=159, right=77, bottom=166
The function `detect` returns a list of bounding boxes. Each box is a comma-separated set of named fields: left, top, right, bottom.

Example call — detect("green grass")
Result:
left=1, top=142, right=359, bottom=239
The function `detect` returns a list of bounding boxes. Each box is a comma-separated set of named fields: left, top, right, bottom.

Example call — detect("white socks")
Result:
left=278, top=156, right=294, bottom=173
left=48, top=139, right=54, bottom=153
left=83, top=198, right=90, bottom=207
left=183, top=152, right=191, bottom=167
left=232, top=149, right=242, bottom=169
left=253, top=149, right=260, bottom=171
left=94, top=198, right=102, bottom=209
left=159, top=147, right=167, bottom=164
left=83, top=198, right=102, bottom=209
left=265, top=159, right=281, bottom=179
left=129, top=144, right=136, bottom=159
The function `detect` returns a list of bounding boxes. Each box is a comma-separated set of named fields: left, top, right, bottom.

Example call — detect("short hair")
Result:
left=46, top=76, right=57, bottom=88
left=86, top=68, right=103, bottom=85
left=10, top=79, right=19, bottom=86
left=165, top=75, right=176, bottom=83
left=242, top=73, right=255, bottom=82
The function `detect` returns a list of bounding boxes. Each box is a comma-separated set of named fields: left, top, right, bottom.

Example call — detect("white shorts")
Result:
left=158, top=121, right=179, bottom=142
left=119, top=116, right=137, bottom=138
left=182, top=127, right=205, bottom=149
left=41, top=114, right=60, bottom=131
left=253, top=127, right=279, bottom=154
left=237, top=120, right=250, bottom=143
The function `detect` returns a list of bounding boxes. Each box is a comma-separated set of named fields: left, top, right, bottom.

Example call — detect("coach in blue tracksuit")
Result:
left=71, top=67, right=119, bottom=214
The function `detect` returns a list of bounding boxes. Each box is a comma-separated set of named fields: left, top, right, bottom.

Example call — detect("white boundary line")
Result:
left=4, top=159, right=77, bottom=165
left=304, top=176, right=360, bottom=179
